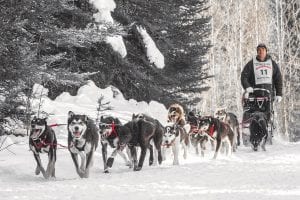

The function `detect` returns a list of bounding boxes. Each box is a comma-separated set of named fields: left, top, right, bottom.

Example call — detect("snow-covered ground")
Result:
left=1, top=81, right=300, bottom=200
left=1, top=137, right=299, bottom=200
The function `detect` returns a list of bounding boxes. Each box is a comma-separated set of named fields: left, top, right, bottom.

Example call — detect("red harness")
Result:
left=49, top=123, right=67, bottom=128
left=110, top=121, right=118, bottom=137
left=208, top=124, right=215, bottom=137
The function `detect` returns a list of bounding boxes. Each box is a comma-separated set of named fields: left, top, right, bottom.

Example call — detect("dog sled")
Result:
left=241, top=88, right=274, bottom=146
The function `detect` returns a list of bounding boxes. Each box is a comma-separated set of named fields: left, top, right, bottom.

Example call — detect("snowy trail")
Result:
left=1, top=82, right=299, bottom=200
left=1, top=137, right=299, bottom=200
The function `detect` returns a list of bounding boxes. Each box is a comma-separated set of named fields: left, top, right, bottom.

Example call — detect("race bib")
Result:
left=253, top=57, right=273, bottom=85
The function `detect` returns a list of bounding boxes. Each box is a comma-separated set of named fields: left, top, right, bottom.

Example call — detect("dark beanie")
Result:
left=257, top=43, right=267, bottom=51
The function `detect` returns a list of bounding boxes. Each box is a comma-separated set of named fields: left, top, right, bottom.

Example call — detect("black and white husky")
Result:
left=99, top=116, right=132, bottom=173
left=214, top=108, right=240, bottom=151
left=29, top=117, right=57, bottom=179
left=249, top=111, right=268, bottom=151
left=68, top=111, right=99, bottom=178
left=162, top=122, right=189, bottom=165
left=198, top=117, right=234, bottom=159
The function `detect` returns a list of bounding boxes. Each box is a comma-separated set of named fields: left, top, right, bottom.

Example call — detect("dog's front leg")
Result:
left=125, top=146, right=133, bottom=168
left=162, top=146, right=167, bottom=161
left=78, top=151, right=86, bottom=172
left=46, top=148, right=56, bottom=178
left=135, top=145, right=147, bottom=171
left=182, top=142, right=188, bottom=160
left=148, top=144, right=154, bottom=166
left=213, top=138, right=221, bottom=159
left=172, top=141, right=180, bottom=165
left=118, top=148, right=132, bottom=168
left=101, top=142, right=109, bottom=173
left=200, top=139, right=206, bottom=157
left=154, top=140, right=162, bottom=165
left=33, top=153, right=48, bottom=178
left=70, top=153, right=85, bottom=178
left=129, top=145, right=138, bottom=170
left=261, top=135, right=267, bottom=151
left=84, top=149, right=95, bottom=178
left=237, top=127, right=241, bottom=146
left=106, top=148, right=118, bottom=169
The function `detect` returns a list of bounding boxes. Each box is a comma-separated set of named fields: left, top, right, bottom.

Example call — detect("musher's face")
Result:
left=257, top=47, right=267, bottom=61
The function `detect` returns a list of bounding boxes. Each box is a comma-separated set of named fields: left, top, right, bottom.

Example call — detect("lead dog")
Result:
left=249, top=111, right=268, bottom=151
left=162, top=122, right=189, bottom=165
left=68, top=111, right=99, bottom=178
left=198, top=117, right=234, bottom=159
left=29, top=117, right=57, bottom=179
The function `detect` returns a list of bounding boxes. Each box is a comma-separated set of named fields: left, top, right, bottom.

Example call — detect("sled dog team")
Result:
left=29, top=104, right=267, bottom=179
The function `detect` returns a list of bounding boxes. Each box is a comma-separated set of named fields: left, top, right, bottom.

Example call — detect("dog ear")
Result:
left=68, top=111, right=74, bottom=119
left=132, top=113, right=136, bottom=119
left=85, top=115, right=89, bottom=122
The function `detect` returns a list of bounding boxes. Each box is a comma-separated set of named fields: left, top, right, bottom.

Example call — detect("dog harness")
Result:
left=110, top=121, right=118, bottom=137
left=208, top=124, right=215, bottom=137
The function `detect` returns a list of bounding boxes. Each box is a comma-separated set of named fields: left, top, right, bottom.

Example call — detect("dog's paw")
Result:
left=35, top=166, right=41, bottom=175
left=42, top=172, right=50, bottom=179
left=149, top=160, right=153, bottom=166
left=126, top=161, right=133, bottom=168
left=133, top=166, right=142, bottom=171
left=106, top=157, right=114, bottom=168
left=77, top=169, right=85, bottom=178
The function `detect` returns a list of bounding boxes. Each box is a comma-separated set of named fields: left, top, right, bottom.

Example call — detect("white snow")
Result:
left=105, top=35, right=127, bottom=58
left=136, top=26, right=165, bottom=69
left=90, top=0, right=116, bottom=23
left=31, top=80, right=168, bottom=126
left=1, top=81, right=300, bottom=200
left=89, top=0, right=127, bottom=58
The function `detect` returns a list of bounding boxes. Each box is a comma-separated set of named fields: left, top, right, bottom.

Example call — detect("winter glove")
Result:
left=246, top=87, right=254, bottom=93
left=274, top=96, right=282, bottom=103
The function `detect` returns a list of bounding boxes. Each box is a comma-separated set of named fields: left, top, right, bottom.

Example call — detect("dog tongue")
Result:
left=74, top=131, right=81, bottom=137
left=32, top=129, right=41, bottom=138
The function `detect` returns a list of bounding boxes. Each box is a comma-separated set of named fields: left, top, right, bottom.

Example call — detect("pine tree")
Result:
left=114, top=0, right=211, bottom=105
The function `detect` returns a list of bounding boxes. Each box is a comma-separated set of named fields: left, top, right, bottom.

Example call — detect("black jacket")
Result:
left=241, top=55, right=283, bottom=97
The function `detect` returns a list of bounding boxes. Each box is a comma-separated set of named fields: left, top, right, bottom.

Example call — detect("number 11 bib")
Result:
left=253, top=57, right=273, bottom=85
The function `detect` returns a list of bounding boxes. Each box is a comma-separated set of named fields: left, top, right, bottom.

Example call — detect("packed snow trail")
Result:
left=0, top=136, right=299, bottom=200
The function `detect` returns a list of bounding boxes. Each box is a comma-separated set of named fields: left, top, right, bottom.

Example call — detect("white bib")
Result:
left=253, top=57, right=273, bottom=85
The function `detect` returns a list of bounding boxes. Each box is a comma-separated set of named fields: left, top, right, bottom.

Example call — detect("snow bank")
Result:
left=136, top=26, right=165, bottom=69
left=31, top=80, right=168, bottom=129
